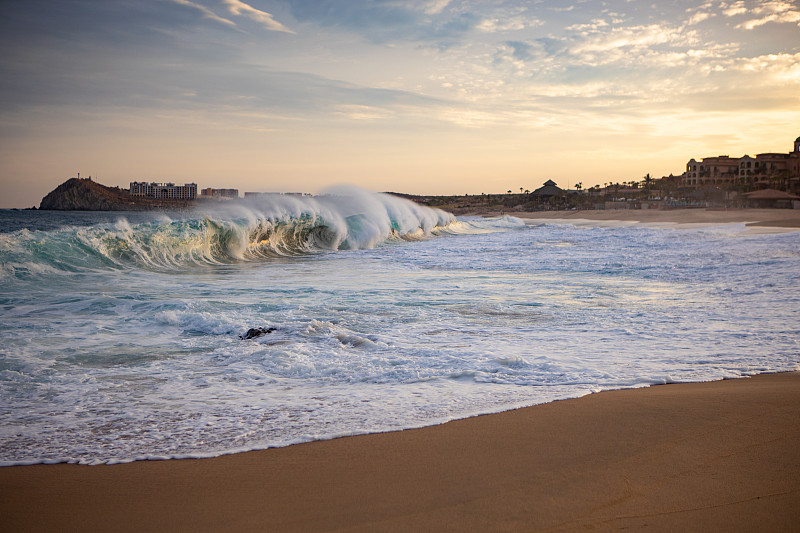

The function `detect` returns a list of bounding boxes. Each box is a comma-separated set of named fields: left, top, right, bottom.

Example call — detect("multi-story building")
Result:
left=200, top=188, right=239, bottom=199
left=682, top=135, right=800, bottom=190
left=792, top=136, right=800, bottom=178
left=129, top=181, right=198, bottom=200
left=684, top=155, right=739, bottom=188
left=739, top=153, right=790, bottom=179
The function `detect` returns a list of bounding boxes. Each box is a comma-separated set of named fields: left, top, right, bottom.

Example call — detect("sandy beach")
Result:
left=2, top=207, right=799, bottom=532
left=513, top=207, right=800, bottom=228
left=2, top=371, right=798, bottom=532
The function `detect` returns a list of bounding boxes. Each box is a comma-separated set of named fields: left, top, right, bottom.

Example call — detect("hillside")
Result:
left=39, top=178, right=192, bottom=210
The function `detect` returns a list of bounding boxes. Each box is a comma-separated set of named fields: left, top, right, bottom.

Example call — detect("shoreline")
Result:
left=478, top=206, right=800, bottom=228
left=2, top=207, right=799, bottom=531
left=2, top=371, right=798, bottom=532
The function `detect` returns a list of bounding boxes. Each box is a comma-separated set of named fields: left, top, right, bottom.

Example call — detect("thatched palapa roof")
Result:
left=743, top=189, right=800, bottom=200
left=530, top=180, right=564, bottom=197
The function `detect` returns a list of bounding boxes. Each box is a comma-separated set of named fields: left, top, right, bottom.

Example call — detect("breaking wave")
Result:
left=0, top=187, right=522, bottom=275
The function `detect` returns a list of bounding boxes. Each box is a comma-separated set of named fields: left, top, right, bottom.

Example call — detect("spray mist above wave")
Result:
left=2, top=186, right=517, bottom=275
left=231, top=185, right=456, bottom=253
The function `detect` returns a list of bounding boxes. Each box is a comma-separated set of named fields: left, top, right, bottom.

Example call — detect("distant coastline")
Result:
left=38, top=178, right=193, bottom=211
left=37, top=176, right=800, bottom=213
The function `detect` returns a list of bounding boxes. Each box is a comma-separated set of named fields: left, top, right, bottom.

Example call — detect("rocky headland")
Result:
left=39, top=178, right=193, bottom=211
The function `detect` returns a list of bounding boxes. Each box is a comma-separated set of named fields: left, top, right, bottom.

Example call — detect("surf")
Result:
left=1, top=187, right=525, bottom=277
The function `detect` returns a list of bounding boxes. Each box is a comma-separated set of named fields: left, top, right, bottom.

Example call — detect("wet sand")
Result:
left=513, top=207, right=800, bottom=228
left=2, top=371, right=799, bottom=532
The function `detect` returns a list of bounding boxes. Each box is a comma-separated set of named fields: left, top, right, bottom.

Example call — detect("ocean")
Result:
left=1, top=188, right=799, bottom=465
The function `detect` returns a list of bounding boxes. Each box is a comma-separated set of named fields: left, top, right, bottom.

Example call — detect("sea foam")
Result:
left=1, top=204, right=799, bottom=465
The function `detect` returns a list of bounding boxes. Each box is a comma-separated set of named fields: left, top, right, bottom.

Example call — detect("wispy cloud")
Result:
left=720, top=1, right=748, bottom=17
left=284, top=0, right=485, bottom=45
left=567, top=19, right=610, bottom=32
left=736, top=1, right=800, bottom=29
left=171, top=0, right=236, bottom=27
left=222, top=0, right=294, bottom=33
left=476, top=16, right=536, bottom=33
left=417, top=0, right=452, bottom=16
left=687, top=11, right=714, bottom=25
left=572, top=24, right=697, bottom=57
left=733, top=51, right=800, bottom=81
left=334, top=104, right=394, bottom=121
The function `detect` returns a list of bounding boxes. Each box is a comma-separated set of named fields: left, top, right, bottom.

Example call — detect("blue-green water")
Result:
left=1, top=193, right=799, bottom=465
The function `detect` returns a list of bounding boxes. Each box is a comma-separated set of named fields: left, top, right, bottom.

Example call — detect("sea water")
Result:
left=1, top=189, right=799, bottom=465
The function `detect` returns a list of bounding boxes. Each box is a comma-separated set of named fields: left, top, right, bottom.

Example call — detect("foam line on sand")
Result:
left=1, top=371, right=799, bottom=532
left=514, top=207, right=800, bottom=230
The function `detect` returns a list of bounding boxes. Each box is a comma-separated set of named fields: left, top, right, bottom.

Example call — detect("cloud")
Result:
left=417, top=0, right=452, bottom=15
left=720, top=1, right=747, bottom=17
left=567, top=19, right=610, bottom=32
left=222, top=0, right=294, bottom=33
left=687, top=11, right=714, bottom=25
left=285, top=0, right=483, bottom=44
left=720, top=0, right=800, bottom=29
left=752, top=1, right=798, bottom=15
left=334, top=104, right=394, bottom=121
left=171, top=0, right=236, bottom=27
left=287, top=1, right=420, bottom=32
left=1, top=2, right=796, bottom=130
left=732, top=52, right=800, bottom=81
left=570, top=23, right=692, bottom=56
left=476, top=16, right=535, bottom=33
left=736, top=1, right=800, bottom=29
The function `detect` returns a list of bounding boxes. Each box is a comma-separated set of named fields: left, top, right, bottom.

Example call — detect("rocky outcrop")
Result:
left=39, top=178, right=193, bottom=211
left=240, top=327, right=277, bottom=340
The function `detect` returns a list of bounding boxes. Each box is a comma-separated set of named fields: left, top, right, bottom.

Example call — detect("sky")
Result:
left=1, top=0, right=799, bottom=208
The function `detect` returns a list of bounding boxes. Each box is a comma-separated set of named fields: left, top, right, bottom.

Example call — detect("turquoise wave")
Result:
left=0, top=189, right=469, bottom=276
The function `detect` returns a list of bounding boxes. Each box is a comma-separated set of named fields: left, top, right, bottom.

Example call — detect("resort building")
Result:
left=129, top=181, right=197, bottom=200
left=682, top=135, right=800, bottom=191
left=683, top=156, right=739, bottom=188
left=200, top=188, right=239, bottom=199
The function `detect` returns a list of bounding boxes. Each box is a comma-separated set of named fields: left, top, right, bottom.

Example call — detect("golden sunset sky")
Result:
left=1, top=0, right=799, bottom=207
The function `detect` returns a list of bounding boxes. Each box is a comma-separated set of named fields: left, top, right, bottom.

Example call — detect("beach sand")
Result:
left=513, top=207, right=800, bottom=228
left=2, top=371, right=799, bottom=532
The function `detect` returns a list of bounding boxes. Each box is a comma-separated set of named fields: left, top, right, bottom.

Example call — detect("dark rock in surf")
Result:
left=240, top=327, right=277, bottom=340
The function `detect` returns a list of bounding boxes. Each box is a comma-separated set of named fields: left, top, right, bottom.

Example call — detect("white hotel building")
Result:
left=129, top=181, right=198, bottom=200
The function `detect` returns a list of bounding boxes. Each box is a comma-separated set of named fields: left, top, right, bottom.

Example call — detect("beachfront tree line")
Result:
left=392, top=164, right=799, bottom=212
left=401, top=174, right=682, bottom=213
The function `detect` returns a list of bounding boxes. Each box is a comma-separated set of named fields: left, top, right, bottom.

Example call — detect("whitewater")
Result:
left=1, top=188, right=799, bottom=465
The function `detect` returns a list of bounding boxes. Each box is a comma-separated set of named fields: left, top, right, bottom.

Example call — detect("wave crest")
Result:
left=2, top=188, right=470, bottom=274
